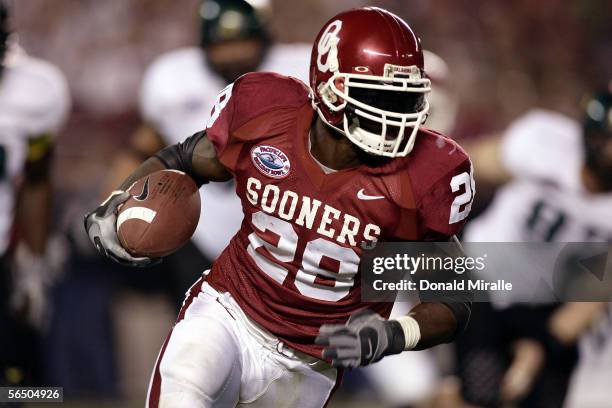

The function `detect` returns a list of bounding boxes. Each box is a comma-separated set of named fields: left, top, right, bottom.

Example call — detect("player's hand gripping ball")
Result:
left=117, top=169, right=200, bottom=257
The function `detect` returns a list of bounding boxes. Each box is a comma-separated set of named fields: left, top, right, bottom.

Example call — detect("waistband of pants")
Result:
left=200, top=279, right=323, bottom=365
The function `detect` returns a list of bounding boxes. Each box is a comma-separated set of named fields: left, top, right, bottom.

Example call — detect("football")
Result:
left=116, top=169, right=200, bottom=258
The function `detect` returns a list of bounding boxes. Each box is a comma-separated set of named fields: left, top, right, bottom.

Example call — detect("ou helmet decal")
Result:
left=317, top=20, right=342, bottom=73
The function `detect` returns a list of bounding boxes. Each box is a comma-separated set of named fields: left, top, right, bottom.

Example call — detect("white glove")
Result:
left=10, top=236, right=68, bottom=331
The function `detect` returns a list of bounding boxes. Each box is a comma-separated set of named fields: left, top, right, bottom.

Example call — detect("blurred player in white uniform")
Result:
left=565, top=303, right=612, bottom=408
left=463, top=90, right=612, bottom=407
left=0, top=2, right=70, bottom=386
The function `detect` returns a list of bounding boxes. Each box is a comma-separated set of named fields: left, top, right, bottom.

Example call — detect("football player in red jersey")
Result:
left=85, top=7, right=474, bottom=407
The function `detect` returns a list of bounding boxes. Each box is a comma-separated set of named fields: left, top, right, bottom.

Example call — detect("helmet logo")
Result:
left=317, top=20, right=342, bottom=73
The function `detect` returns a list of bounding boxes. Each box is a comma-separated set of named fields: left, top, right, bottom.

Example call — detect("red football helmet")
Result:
left=310, top=7, right=431, bottom=157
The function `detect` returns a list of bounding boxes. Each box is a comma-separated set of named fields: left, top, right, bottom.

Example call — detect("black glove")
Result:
left=315, top=309, right=406, bottom=368
left=84, top=190, right=161, bottom=267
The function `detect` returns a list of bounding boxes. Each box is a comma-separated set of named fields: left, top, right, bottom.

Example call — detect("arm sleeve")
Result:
left=441, top=235, right=472, bottom=336
left=441, top=300, right=472, bottom=336
left=155, top=131, right=208, bottom=187
left=153, top=74, right=250, bottom=179
left=412, top=236, right=473, bottom=337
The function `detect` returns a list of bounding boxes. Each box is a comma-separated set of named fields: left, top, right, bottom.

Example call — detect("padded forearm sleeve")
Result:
left=154, top=131, right=208, bottom=187
left=414, top=235, right=473, bottom=337
left=441, top=300, right=472, bottom=336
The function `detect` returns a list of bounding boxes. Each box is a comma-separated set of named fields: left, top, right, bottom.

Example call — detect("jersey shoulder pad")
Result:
left=2, top=50, right=70, bottom=136
left=395, top=128, right=473, bottom=239
left=230, top=71, right=310, bottom=122
left=206, top=72, right=310, bottom=154
left=407, top=128, right=471, bottom=202
left=501, top=109, right=582, bottom=189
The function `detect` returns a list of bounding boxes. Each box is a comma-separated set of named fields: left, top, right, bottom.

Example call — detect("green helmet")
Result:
left=582, top=88, right=612, bottom=191
left=199, top=0, right=269, bottom=47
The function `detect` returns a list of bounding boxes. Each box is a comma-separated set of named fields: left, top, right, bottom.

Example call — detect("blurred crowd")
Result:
left=1, top=0, right=611, bottom=407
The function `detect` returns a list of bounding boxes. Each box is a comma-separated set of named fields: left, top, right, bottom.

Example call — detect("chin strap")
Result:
left=312, top=100, right=346, bottom=137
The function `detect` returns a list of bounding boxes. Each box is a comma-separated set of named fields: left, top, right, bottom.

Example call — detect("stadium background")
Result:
left=3, top=0, right=612, bottom=406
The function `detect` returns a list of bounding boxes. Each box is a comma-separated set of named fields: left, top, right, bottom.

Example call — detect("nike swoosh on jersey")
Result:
left=134, top=177, right=150, bottom=201
left=357, top=188, right=385, bottom=200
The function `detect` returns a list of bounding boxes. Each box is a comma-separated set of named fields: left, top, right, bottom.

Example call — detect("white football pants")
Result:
left=146, top=276, right=339, bottom=407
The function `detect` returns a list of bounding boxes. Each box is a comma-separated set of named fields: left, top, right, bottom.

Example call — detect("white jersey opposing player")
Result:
left=466, top=109, right=612, bottom=243
left=464, top=108, right=612, bottom=408
left=0, top=43, right=69, bottom=330
left=0, top=45, right=70, bottom=256
left=139, top=43, right=311, bottom=260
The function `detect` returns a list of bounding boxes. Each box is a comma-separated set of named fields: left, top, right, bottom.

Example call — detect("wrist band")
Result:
left=395, top=315, right=421, bottom=350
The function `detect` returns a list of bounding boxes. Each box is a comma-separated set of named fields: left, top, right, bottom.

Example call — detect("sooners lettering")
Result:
left=246, top=176, right=380, bottom=246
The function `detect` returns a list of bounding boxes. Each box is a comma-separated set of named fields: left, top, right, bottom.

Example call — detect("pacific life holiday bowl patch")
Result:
left=251, top=145, right=291, bottom=179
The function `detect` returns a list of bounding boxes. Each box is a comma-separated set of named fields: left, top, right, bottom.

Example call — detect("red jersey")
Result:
left=205, top=72, right=473, bottom=358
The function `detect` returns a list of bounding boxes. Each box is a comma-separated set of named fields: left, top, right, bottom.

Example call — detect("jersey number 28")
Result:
left=247, top=211, right=359, bottom=302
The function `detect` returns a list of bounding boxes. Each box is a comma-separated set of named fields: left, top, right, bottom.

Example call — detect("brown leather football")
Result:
left=117, top=169, right=200, bottom=257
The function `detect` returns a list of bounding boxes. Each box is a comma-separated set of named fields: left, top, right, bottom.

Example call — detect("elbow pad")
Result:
left=155, top=131, right=207, bottom=187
